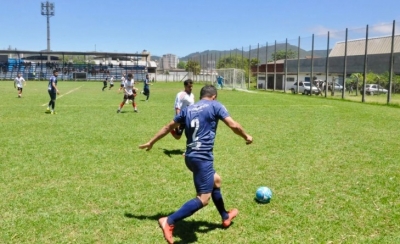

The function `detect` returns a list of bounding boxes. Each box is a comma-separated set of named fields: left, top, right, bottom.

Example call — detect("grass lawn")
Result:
left=1, top=80, right=399, bottom=243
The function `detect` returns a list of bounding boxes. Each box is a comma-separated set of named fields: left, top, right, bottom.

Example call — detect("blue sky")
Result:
left=1, top=0, right=400, bottom=58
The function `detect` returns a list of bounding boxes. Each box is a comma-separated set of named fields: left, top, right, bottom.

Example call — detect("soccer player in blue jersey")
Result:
left=102, top=75, right=109, bottom=91
left=141, top=74, right=151, bottom=101
left=139, top=85, right=253, bottom=244
left=46, top=70, right=60, bottom=114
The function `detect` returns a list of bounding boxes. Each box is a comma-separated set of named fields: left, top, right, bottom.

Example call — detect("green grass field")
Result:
left=1, top=80, right=399, bottom=243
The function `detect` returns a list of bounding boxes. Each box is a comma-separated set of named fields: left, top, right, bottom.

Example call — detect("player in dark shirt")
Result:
left=139, top=85, right=253, bottom=244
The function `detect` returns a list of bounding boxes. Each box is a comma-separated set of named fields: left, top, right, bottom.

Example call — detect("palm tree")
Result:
left=350, top=73, right=363, bottom=96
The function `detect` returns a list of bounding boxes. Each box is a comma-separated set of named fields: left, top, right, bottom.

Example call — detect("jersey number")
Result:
left=187, top=118, right=201, bottom=149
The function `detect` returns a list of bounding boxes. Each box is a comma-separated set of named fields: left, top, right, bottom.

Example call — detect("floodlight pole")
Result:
left=41, top=1, right=55, bottom=61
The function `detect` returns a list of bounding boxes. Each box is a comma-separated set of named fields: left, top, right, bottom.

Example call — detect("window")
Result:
left=287, top=77, right=295, bottom=82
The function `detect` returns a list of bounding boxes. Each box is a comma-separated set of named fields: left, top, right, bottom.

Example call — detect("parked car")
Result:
left=328, top=82, right=345, bottom=91
left=360, top=84, right=388, bottom=95
left=289, top=81, right=320, bottom=95
left=334, top=82, right=345, bottom=91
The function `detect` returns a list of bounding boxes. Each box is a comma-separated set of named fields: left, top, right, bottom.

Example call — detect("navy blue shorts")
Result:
left=48, top=91, right=57, bottom=100
left=185, top=157, right=215, bottom=194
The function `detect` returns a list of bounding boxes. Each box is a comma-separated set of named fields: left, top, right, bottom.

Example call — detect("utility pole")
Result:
left=41, top=1, right=55, bottom=61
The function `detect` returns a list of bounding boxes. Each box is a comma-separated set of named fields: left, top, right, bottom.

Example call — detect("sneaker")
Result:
left=158, top=217, right=174, bottom=244
left=51, top=111, right=57, bottom=115
left=46, top=108, right=50, bottom=113
left=222, top=208, right=238, bottom=228
left=117, top=109, right=121, bottom=113
left=134, top=110, right=138, bottom=113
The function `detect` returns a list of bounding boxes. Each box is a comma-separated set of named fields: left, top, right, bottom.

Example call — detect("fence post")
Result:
left=388, top=20, right=395, bottom=104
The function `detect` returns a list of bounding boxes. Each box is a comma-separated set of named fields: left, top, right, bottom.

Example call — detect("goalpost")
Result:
left=211, top=68, right=246, bottom=90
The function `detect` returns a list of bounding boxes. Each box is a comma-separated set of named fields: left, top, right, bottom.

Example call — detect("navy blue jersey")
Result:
left=144, top=78, right=150, bottom=89
left=174, top=99, right=230, bottom=160
left=48, top=75, right=57, bottom=93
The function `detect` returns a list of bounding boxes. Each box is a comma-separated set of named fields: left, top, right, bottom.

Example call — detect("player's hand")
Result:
left=245, top=135, right=253, bottom=145
left=139, top=142, right=153, bottom=151
left=57, top=91, right=60, bottom=95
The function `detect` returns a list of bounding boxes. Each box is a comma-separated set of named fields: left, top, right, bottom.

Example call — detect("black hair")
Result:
left=199, top=85, right=217, bottom=99
left=183, top=79, right=193, bottom=86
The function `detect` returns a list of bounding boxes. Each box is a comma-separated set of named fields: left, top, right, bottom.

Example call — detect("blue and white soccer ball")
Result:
left=255, top=186, right=272, bottom=203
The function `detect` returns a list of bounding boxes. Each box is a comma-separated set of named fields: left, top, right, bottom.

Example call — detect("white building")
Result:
left=159, top=54, right=179, bottom=70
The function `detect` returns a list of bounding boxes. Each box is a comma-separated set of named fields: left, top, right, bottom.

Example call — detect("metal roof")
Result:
left=0, top=50, right=148, bottom=58
left=329, top=35, right=400, bottom=57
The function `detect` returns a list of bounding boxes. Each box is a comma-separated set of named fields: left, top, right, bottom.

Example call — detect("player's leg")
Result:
left=47, top=91, right=52, bottom=112
left=50, top=93, right=57, bottom=114
left=117, top=95, right=128, bottom=113
left=158, top=158, right=212, bottom=243
left=132, top=94, right=138, bottom=112
left=166, top=158, right=213, bottom=224
left=212, top=172, right=237, bottom=227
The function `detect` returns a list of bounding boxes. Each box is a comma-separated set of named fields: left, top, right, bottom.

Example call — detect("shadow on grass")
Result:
left=163, top=148, right=185, bottom=157
left=254, top=198, right=271, bottom=204
left=124, top=212, right=222, bottom=243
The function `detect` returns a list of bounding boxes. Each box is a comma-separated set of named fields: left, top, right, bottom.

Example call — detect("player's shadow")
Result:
left=163, top=148, right=185, bottom=157
left=124, top=212, right=221, bottom=244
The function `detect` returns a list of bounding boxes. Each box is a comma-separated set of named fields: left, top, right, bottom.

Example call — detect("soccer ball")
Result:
left=255, top=186, right=272, bottom=203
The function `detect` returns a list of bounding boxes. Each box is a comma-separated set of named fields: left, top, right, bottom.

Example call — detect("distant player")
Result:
left=216, top=75, right=224, bottom=89
left=141, top=74, right=151, bottom=101
left=117, top=73, right=138, bottom=113
left=118, top=73, right=126, bottom=93
left=46, top=70, right=60, bottom=114
left=109, top=76, right=114, bottom=90
left=14, top=73, right=26, bottom=98
left=171, top=79, right=194, bottom=140
left=102, top=76, right=109, bottom=91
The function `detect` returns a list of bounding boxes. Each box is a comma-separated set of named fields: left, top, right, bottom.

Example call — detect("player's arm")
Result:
left=14, top=79, right=16, bottom=88
left=222, top=116, right=253, bottom=145
left=139, top=120, right=180, bottom=151
left=52, top=81, right=60, bottom=94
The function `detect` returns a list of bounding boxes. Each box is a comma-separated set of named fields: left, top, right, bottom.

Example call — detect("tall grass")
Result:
left=0, top=81, right=399, bottom=243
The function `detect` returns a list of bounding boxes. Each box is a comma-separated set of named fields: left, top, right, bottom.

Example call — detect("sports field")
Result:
left=1, top=81, right=399, bottom=243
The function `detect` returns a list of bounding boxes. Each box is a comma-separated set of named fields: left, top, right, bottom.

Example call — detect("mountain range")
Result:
left=152, top=44, right=329, bottom=63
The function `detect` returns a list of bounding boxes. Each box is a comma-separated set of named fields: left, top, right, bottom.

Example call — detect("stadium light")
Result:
left=41, top=1, right=55, bottom=61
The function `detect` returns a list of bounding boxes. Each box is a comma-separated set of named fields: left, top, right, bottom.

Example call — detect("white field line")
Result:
left=41, top=86, right=83, bottom=106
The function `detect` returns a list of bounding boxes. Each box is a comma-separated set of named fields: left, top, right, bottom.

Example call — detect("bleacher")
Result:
left=0, top=61, right=148, bottom=81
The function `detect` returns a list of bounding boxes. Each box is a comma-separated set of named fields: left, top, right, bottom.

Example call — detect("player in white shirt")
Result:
left=14, top=73, right=26, bottom=98
left=171, top=79, right=195, bottom=140
left=117, top=73, right=138, bottom=113
left=118, top=73, right=126, bottom=93
left=109, top=76, right=114, bottom=90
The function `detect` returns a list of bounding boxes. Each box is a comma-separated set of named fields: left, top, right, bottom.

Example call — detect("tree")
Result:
left=216, top=54, right=245, bottom=69
left=350, top=73, right=363, bottom=96
left=185, top=60, right=201, bottom=75
left=270, top=49, right=297, bottom=61
left=177, top=61, right=186, bottom=69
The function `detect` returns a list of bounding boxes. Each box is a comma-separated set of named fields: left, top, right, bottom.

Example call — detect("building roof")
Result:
left=329, top=35, right=400, bottom=57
